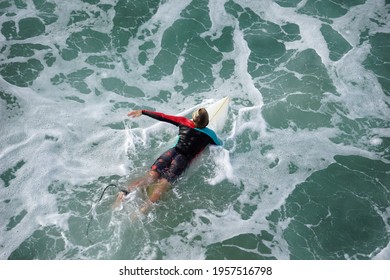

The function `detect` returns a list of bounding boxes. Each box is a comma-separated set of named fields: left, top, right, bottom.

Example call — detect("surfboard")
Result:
left=144, top=97, right=229, bottom=198
left=206, top=96, right=229, bottom=132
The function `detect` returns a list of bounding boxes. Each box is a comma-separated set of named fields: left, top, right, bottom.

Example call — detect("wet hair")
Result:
left=192, top=108, right=209, bottom=128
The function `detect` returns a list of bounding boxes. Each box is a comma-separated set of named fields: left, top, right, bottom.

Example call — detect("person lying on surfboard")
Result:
left=113, top=108, right=223, bottom=214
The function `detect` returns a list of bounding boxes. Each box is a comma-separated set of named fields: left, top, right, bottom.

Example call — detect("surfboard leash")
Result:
left=85, top=183, right=129, bottom=244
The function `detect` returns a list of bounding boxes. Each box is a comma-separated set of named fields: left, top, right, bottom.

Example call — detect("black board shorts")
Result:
left=151, top=147, right=190, bottom=183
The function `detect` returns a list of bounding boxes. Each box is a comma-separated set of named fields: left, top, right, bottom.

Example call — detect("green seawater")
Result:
left=0, top=0, right=389, bottom=260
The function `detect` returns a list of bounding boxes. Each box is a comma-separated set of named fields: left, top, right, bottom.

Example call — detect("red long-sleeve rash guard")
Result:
left=141, top=110, right=221, bottom=159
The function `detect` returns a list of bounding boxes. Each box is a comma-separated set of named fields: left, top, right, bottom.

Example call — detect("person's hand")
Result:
left=127, top=110, right=142, bottom=118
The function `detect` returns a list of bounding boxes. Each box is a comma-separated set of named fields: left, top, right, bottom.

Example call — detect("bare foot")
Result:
left=129, top=200, right=153, bottom=222
left=140, top=200, right=153, bottom=215
left=112, top=191, right=125, bottom=210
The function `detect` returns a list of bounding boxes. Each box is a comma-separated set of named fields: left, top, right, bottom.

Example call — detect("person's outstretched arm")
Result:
left=128, top=109, right=195, bottom=127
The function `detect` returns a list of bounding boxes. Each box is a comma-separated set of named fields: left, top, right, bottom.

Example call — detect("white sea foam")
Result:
left=373, top=242, right=390, bottom=260
left=203, top=0, right=233, bottom=39
left=332, top=0, right=389, bottom=46
left=207, top=147, right=237, bottom=186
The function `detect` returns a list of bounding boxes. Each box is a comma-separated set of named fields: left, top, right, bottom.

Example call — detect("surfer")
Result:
left=113, top=108, right=223, bottom=214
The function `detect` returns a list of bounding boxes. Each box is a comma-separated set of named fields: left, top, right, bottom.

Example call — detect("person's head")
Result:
left=192, top=108, right=209, bottom=128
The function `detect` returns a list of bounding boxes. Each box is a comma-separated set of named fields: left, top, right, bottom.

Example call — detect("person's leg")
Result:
left=140, top=178, right=170, bottom=214
left=127, top=170, right=159, bottom=192
left=112, top=170, right=160, bottom=209
left=139, top=154, right=189, bottom=214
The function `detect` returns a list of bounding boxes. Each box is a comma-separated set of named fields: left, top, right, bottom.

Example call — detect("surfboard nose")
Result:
left=206, top=97, right=230, bottom=132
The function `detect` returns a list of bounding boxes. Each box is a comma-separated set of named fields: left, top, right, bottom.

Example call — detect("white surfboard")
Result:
left=206, top=96, right=229, bottom=132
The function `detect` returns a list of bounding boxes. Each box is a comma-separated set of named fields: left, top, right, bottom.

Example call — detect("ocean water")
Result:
left=0, top=0, right=389, bottom=260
